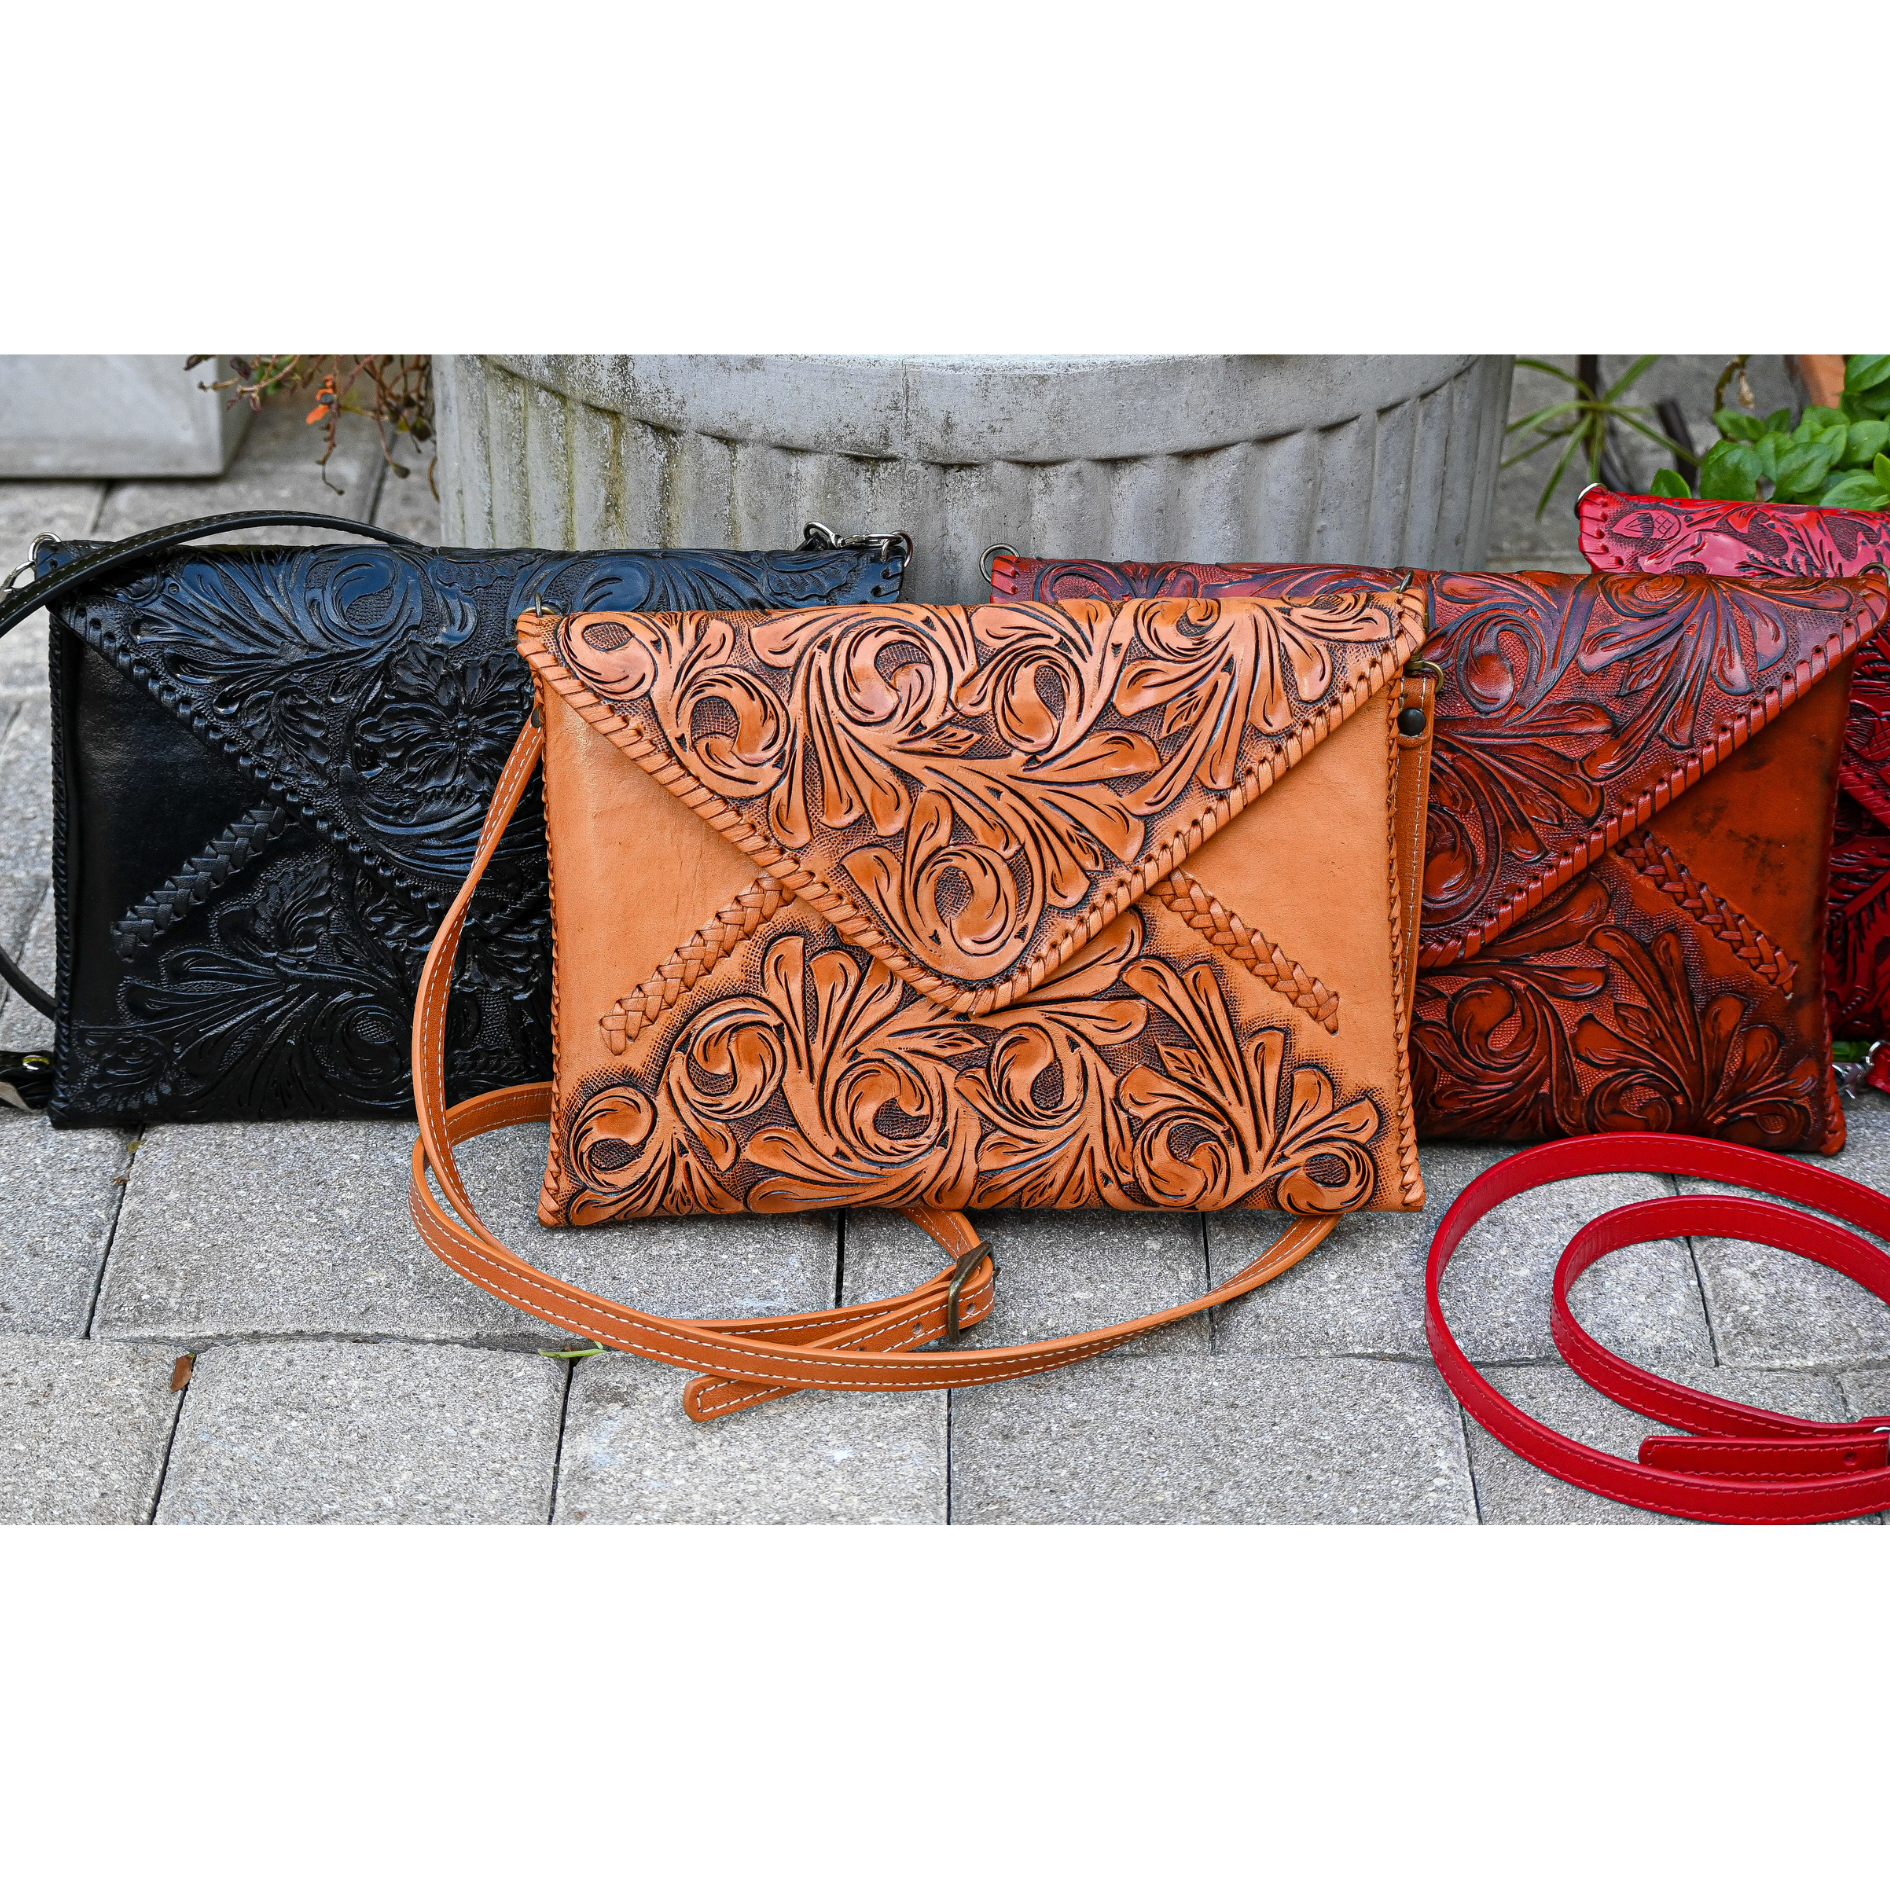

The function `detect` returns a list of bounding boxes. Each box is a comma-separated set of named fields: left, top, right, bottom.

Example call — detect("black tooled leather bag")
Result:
left=0, top=512, right=908, bottom=1127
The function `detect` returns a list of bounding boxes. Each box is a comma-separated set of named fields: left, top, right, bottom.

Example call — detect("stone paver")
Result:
left=845, top=1206, right=1210, bottom=1356
left=95, top=1117, right=836, bottom=1349
left=1208, top=1144, right=1706, bottom=1369
left=1464, top=1363, right=1874, bottom=1525
left=949, top=1356, right=1476, bottom=1524
left=1838, top=1367, right=1890, bottom=1422
left=0, top=885, right=54, bottom=1052
left=0, top=1113, right=130, bottom=1336
left=92, top=401, right=389, bottom=544
left=0, top=866, right=45, bottom=957
left=1681, top=1115, right=1890, bottom=1370
left=557, top=1353, right=945, bottom=1524
left=0, top=698, right=50, bottom=880
left=0, top=1336, right=181, bottom=1523
left=156, top=1339, right=563, bottom=1524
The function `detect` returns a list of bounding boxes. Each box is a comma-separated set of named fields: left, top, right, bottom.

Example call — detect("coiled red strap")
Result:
left=1427, top=1134, right=1890, bottom=1523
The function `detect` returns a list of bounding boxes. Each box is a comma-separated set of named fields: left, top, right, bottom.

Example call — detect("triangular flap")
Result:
left=520, top=592, right=1425, bottom=1016
left=1418, top=569, right=1890, bottom=965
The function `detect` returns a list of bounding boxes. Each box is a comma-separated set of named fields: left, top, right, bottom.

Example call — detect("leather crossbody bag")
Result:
left=411, top=587, right=1436, bottom=1414
left=0, top=513, right=907, bottom=1125
left=1577, top=485, right=1890, bottom=1052
left=990, top=554, right=1890, bottom=1152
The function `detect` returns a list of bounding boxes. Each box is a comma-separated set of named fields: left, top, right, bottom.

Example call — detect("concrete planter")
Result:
left=436, top=354, right=1515, bottom=600
left=0, top=355, right=251, bottom=478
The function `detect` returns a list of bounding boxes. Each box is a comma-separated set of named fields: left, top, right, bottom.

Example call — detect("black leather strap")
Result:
left=0, top=511, right=422, bottom=1023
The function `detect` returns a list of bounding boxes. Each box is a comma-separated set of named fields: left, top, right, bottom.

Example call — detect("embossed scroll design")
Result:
left=559, top=909, right=1383, bottom=1224
left=544, top=593, right=1418, bottom=1002
left=1577, top=489, right=1890, bottom=1038
left=1411, top=867, right=1823, bottom=1149
left=50, top=539, right=900, bottom=1123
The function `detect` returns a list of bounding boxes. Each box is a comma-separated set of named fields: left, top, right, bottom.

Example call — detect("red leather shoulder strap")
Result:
left=410, top=719, right=1337, bottom=1419
left=1428, top=1136, right=1890, bottom=1523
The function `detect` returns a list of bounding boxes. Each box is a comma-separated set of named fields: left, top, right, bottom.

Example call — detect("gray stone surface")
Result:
left=1465, top=1362, right=1868, bottom=1525
left=0, top=867, right=45, bottom=956
left=94, top=1117, right=836, bottom=1348
left=1838, top=1367, right=1890, bottom=1423
left=845, top=1206, right=1209, bottom=1357
left=0, top=356, right=251, bottom=478
left=92, top=400, right=388, bottom=544
left=369, top=433, right=441, bottom=544
left=557, top=1352, right=945, bottom=1524
left=156, top=1340, right=563, bottom=1525
left=0, top=1113, right=129, bottom=1336
left=1486, top=353, right=1799, bottom=573
left=950, top=1356, right=1476, bottom=1524
left=1681, top=1117, right=1890, bottom=1369
left=0, top=1336, right=181, bottom=1523
left=0, top=698, right=50, bottom=878
left=437, top=354, right=1513, bottom=599
left=0, top=885, right=54, bottom=1051
left=1208, top=1144, right=1705, bottom=1369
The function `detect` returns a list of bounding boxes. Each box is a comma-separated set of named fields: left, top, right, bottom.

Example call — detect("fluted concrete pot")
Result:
left=435, top=354, right=1515, bottom=601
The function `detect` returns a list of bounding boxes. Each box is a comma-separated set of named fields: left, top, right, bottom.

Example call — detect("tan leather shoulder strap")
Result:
left=410, top=719, right=1337, bottom=1419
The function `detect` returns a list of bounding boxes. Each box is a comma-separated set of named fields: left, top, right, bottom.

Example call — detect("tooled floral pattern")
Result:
left=1411, top=869, right=1823, bottom=1148
left=1416, top=571, right=1875, bottom=956
left=546, top=593, right=1413, bottom=993
left=64, top=841, right=550, bottom=1120
left=47, top=540, right=899, bottom=1124
left=1578, top=491, right=1890, bottom=583
left=998, top=561, right=1883, bottom=967
left=557, top=909, right=1384, bottom=1223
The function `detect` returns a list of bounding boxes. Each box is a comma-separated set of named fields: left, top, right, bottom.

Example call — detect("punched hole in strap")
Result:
left=945, top=1241, right=996, bottom=1340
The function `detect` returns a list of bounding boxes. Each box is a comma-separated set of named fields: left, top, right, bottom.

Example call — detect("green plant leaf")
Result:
left=1604, top=355, right=1662, bottom=399
left=1856, top=383, right=1890, bottom=420
left=1515, top=358, right=1584, bottom=387
left=1818, top=471, right=1889, bottom=508
left=1847, top=354, right=1890, bottom=395
left=1841, top=419, right=1889, bottom=467
left=1715, top=408, right=1766, bottom=441
left=1774, top=440, right=1839, bottom=499
left=1648, top=468, right=1693, bottom=498
left=1875, top=452, right=1890, bottom=485
left=1797, top=406, right=1847, bottom=440
left=1699, top=440, right=1760, bottom=501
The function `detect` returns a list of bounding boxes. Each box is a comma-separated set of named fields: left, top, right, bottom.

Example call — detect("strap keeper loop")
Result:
left=945, top=1240, right=995, bottom=1340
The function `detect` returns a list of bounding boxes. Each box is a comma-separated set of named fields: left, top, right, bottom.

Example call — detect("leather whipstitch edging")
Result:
left=1422, top=626, right=1858, bottom=967
left=518, top=601, right=1427, bottom=1019
left=1149, top=871, right=1340, bottom=1031
left=1383, top=687, right=1422, bottom=1209
left=1617, top=829, right=1798, bottom=992
left=599, top=874, right=790, bottom=1054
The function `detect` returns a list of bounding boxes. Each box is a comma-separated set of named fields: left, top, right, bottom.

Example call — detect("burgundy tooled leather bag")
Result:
left=992, top=554, right=1890, bottom=1154
left=1577, top=486, right=1890, bottom=1053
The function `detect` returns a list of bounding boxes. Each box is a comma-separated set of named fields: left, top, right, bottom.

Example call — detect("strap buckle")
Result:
left=944, top=1240, right=995, bottom=1340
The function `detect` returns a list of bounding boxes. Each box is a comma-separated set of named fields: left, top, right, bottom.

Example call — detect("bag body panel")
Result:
left=35, top=538, right=905, bottom=1125
left=1576, top=487, right=1890, bottom=1039
left=528, top=597, right=1427, bottom=1225
left=994, top=556, right=1886, bottom=1153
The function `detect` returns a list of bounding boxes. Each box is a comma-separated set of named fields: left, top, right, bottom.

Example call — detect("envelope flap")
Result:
left=1419, top=569, right=1890, bottom=964
left=520, top=592, right=1426, bottom=1016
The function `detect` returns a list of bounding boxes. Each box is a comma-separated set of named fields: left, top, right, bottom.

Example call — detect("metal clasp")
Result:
left=944, top=1239, right=996, bottom=1340
left=801, top=522, right=914, bottom=564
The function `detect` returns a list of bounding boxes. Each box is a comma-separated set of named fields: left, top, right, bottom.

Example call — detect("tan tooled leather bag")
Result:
left=410, top=591, right=1436, bottom=1417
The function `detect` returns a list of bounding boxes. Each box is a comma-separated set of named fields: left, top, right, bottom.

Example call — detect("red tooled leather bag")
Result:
left=991, top=553, right=1890, bottom=1154
left=1577, top=486, right=1890, bottom=1054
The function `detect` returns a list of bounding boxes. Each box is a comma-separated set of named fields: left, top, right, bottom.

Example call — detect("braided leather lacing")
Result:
left=600, top=875, right=790, bottom=1054
left=1619, top=829, right=1798, bottom=992
left=110, top=804, right=289, bottom=959
left=1152, top=870, right=1341, bottom=1032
